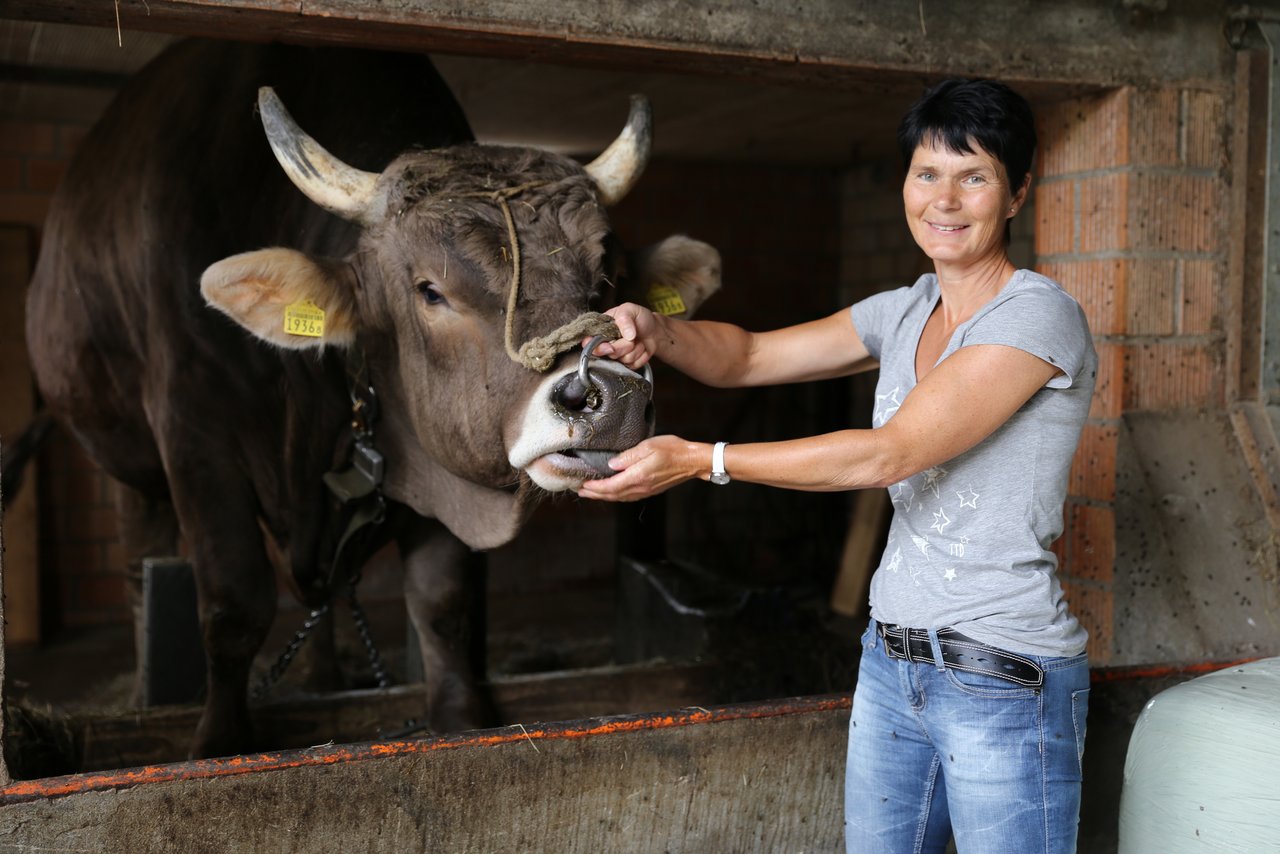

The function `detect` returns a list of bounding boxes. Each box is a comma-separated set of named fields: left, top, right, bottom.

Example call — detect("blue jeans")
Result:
left=844, top=620, right=1089, bottom=854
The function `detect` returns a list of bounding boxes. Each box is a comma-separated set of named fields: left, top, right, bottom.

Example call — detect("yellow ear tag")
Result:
left=283, top=298, right=326, bottom=338
left=646, top=283, right=687, bottom=317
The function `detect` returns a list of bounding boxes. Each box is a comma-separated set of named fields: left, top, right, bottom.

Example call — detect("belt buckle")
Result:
left=899, top=626, right=916, bottom=663
left=880, top=624, right=914, bottom=662
left=878, top=623, right=900, bottom=658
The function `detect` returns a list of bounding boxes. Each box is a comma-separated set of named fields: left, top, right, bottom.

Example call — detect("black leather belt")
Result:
left=877, top=623, right=1044, bottom=688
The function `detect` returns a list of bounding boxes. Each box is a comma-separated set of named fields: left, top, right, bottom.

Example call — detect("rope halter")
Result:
left=455, top=182, right=619, bottom=373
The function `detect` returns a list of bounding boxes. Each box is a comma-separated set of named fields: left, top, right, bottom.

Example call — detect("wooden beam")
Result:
left=2, top=0, right=1233, bottom=91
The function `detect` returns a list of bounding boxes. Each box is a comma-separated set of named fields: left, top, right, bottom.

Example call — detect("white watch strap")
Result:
left=712, top=441, right=728, bottom=476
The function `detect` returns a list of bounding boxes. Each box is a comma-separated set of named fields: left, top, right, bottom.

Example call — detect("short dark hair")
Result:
left=897, top=78, right=1037, bottom=189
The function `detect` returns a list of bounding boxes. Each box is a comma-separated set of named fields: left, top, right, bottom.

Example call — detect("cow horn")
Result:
left=584, top=95, right=652, bottom=206
left=257, top=87, right=382, bottom=224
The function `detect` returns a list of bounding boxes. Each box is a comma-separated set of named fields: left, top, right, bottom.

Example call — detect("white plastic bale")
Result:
left=1119, top=657, right=1280, bottom=853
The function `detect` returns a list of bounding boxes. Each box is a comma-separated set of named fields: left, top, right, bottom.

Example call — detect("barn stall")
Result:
left=0, top=1, right=1277, bottom=851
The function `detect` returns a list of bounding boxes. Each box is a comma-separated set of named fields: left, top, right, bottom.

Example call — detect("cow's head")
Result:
left=201, top=89, right=720, bottom=548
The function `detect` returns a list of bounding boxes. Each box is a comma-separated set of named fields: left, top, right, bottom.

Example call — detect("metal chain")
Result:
left=349, top=591, right=391, bottom=689
left=251, top=602, right=332, bottom=700
left=252, top=590, right=392, bottom=700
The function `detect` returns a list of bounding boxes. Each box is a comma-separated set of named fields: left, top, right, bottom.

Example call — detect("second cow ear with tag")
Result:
left=623, top=234, right=722, bottom=320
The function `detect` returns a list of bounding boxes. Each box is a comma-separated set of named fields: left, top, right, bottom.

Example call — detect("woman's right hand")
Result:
left=588, top=302, right=664, bottom=370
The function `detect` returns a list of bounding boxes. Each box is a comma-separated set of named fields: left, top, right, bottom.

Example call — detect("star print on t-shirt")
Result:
left=874, top=386, right=902, bottom=426
left=921, top=466, right=948, bottom=497
left=931, top=508, right=952, bottom=534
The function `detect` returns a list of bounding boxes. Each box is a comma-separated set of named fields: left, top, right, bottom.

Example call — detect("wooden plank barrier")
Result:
left=0, top=695, right=851, bottom=852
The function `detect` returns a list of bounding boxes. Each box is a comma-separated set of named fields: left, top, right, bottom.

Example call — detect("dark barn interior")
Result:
left=0, top=25, right=899, bottom=717
left=0, top=2, right=1278, bottom=851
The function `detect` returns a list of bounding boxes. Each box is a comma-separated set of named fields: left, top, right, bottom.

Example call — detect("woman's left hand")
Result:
left=576, top=435, right=706, bottom=502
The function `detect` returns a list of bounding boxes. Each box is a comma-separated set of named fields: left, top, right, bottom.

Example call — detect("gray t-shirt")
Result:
left=850, top=269, right=1096, bottom=657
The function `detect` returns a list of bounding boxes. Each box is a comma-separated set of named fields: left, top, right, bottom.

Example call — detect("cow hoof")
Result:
left=191, top=712, right=255, bottom=760
left=431, top=690, right=496, bottom=734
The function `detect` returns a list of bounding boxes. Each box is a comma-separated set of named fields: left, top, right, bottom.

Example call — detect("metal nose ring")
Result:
left=578, top=335, right=605, bottom=389
left=580, top=335, right=654, bottom=395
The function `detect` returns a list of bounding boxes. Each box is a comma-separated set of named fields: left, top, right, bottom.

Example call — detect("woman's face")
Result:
left=903, top=138, right=1028, bottom=271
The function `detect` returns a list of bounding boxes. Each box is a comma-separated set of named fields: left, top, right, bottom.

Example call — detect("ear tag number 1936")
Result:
left=284, top=298, right=326, bottom=338
left=646, top=283, right=687, bottom=317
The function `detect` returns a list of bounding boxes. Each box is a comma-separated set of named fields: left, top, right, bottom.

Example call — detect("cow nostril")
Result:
left=556, top=376, right=591, bottom=411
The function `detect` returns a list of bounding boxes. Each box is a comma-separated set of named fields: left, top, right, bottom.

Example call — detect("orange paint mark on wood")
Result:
left=1, top=695, right=850, bottom=805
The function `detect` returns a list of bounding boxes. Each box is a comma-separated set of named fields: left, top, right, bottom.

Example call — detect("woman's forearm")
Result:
left=649, top=315, right=760, bottom=387
left=717, top=430, right=907, bottom=491
left=651, top=309, right=876, bottom=388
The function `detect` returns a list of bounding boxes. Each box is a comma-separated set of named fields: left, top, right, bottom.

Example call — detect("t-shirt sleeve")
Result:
left=849, top=287, right=910, bottom=361
left=960, top=287, right=1092, bottom=390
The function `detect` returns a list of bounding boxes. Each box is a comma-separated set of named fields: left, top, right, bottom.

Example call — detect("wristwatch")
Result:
left=710, top=441, right=731, bottom=485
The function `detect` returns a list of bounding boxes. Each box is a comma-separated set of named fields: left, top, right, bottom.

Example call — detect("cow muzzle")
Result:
left=508, top=337, right=656, bottom=492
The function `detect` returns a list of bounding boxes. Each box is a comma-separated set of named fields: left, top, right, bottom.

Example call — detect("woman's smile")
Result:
left=903, top=139, right=1027, bottom=275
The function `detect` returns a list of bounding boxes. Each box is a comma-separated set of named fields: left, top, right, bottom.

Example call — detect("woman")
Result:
left=579, top=78, right=1095, bottom=853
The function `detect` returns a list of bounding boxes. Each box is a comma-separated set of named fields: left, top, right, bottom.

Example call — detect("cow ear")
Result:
left=622, top=235, right=722, bottom=320
left=201, top=248, right=359, bottom=349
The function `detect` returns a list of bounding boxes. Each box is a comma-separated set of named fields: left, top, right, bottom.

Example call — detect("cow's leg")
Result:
left=190, top=507, right=276, bottom=758
left=398, top=515, right=492, bottom=733
left=111, top=481, right=180, bottom=707
left=161, top=456, right=276, bottom=759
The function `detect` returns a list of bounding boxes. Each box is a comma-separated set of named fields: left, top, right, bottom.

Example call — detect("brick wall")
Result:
left=0, top=119, right=81, bottom=231
left=0, top=117, right=131, bottom=632
left=1035, top=87, right=1227, bottom=663
left=35, top=432, right=131, bottom=629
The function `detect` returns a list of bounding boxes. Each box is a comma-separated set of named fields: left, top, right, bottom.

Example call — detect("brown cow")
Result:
left=26, top=39, right=720, bottom=759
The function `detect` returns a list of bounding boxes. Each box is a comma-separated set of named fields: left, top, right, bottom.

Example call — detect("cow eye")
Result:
left=416, top=280, right=447, bottom=306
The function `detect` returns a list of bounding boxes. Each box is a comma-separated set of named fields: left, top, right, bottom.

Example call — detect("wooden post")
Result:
left=829, top=488, right=890, bottom=617
left=0, top=226, right=40, bottom=646
left=1, top=437, right=11, bottom=786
